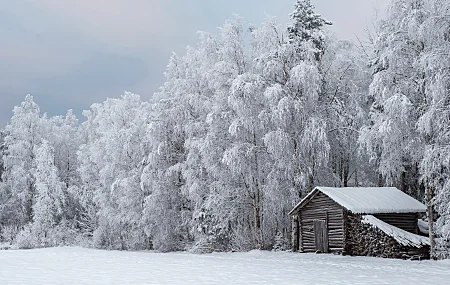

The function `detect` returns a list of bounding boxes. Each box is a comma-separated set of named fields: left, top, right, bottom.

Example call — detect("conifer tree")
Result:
left=288, top=0, right=331, bottom=61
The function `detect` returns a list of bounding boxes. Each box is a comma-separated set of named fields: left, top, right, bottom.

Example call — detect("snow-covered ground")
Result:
left=1, top=247, right=450, bottom=285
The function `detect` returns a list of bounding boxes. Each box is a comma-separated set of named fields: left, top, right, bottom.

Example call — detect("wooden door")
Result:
left=313, top=219, right=329, bottom=253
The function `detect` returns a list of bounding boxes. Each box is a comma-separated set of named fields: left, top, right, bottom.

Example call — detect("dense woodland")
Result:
left=1, top=0, right=450, bottom=258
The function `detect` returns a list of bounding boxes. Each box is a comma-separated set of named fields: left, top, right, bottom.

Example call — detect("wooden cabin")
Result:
left=289, top=187, right=430, bottom=259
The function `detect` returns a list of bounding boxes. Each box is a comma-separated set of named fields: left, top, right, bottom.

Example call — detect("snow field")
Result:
left=1, top=247, right=450, bottom=285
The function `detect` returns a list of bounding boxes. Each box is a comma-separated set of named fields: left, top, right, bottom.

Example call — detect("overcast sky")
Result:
left=0, top=0, right=390, bottom=127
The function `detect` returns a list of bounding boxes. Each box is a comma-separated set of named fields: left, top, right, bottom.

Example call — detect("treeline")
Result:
left=1, top=0, right=449, bottom=258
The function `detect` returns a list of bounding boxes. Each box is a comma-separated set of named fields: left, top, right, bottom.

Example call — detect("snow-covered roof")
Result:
left=362, top=215, right=430, bottom=248
left=289, top=186, right=426, bottom=215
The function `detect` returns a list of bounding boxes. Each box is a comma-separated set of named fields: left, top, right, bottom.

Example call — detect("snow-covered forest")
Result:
left=1, top=0, right=450, bottom=258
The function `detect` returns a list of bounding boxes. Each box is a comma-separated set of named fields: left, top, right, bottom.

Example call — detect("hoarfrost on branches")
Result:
left=2, top=0, right=450, bottom=259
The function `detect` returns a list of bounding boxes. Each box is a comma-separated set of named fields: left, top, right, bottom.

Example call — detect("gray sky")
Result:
left=0, top=0, right=390, bottom=127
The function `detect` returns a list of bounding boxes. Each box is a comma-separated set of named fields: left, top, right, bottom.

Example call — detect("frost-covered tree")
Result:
left=415, top=0, right=450, bottom=258
left=260, top=1, right=331, bottom=198
left=172, top=32, right=232, bottom=252
left=78, top=93, right=150, bottom=250
left=46, top=110, right=80, bottom=188
left=19, top=140, right=66, bottom=247
left=224, top=72, right=272, bottom=248
left=141, top=99, right=191, bottom=252
left=288, top=0, right=332, bottom=61
left=4, top=0, right=447, bottom=256
left=141, top=28, right=223, bottom=251
left=323, top=39, right=374, bottom=187
left=0, top=96, right=85, bottom=245
left=1, top=95, right=43, bottom=229
left=360, top=0, right=450, bottom=258
left=0, top=130, right=5, bottom=179
left=360, top=0, right=427, bottom=198
left=141, top=16, right=270, bottom=251
left=0, top=129, right=5, bottom=185
left=0, top=129, right=8, bottom=240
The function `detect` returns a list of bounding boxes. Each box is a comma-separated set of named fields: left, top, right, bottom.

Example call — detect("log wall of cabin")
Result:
left=292, top=215, right=299, bottom=251
left=298, top=192, right=344, bottom=253
left=373, top=213, right=419, bottom=234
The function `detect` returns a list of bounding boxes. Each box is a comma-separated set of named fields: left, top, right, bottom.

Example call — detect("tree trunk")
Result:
left=401, top=171, right=407, bottom=193
left=252, top=196, right=262, bottom=248
left=426, top=185, right=435, bottom=259
left=377, top=173, right=383, bottom=187
left=343, top=156, right=349, bottom=187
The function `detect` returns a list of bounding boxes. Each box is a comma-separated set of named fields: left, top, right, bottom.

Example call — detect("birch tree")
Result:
left=78, top=93, right=150, bottom=250
left=416, top=0, right=450, bottom=258
left=1, top=95, right=43, bottom=228
left=324, top=39, right=373, bottom=187
left=360, top=0, right=427, bottom=198
left=141, top=53, right=192, bottom=251
left=18, top=140, right=67, bottom=247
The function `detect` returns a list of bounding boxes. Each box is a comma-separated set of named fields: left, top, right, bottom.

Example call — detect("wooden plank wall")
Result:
left=374, top=213, right=419, bottom=234
left=299, top=192, right=344, bottom=253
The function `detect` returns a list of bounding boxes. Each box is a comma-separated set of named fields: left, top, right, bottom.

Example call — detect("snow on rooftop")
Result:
left=362, top=215, right=430, bottom=248
left=289, top=186, right=426, bottom=215
left=317, top=186, right=426, bottom=214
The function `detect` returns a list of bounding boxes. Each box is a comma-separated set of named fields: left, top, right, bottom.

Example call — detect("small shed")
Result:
left=289, top=186, right=430, bottom=259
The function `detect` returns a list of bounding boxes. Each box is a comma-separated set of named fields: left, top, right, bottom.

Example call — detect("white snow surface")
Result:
left=1, top=247, right=450, bottom=285
left=418, top=219, right=430, bottom=235
left=291, top=187, right=426, bottom=214
left=362, top=215, right=430, bottom=248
